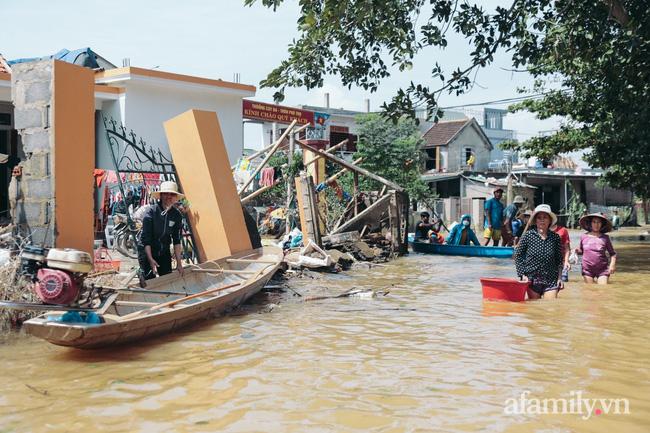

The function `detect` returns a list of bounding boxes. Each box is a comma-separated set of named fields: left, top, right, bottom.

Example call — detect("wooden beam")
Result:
left=240, top=180, right=280, bottom=204
left=295, top=172, right=321, bottom=246
left=324, top=157, right=363, bottom=184
left=330, top=193, right=392, bottom=235
left=296, top=141, right=404, bottom=192
left=303, top=139, right=348, bottom=167
left=353, top=172, right=359, bottom=216
left=238, top=119, right=297, bottom=195
left=233, top=122, right=308, bottom=170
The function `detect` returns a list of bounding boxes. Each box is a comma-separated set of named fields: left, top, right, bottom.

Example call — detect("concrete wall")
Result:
left=585, top=178, right=634, bottom=206
left=10, top=60, right=55, bottom=246
left=96, top=82, right=245, bottom=169
left=10, top=60, right=95, bottom=252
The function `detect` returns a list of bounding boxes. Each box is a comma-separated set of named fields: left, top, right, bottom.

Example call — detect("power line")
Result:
left=438, top=90, right=570, bottom=110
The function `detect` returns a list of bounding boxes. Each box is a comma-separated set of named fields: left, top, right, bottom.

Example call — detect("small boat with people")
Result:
left=22, top=246, right=283, bottom=349
left=409, top=238, right=514, bottom=258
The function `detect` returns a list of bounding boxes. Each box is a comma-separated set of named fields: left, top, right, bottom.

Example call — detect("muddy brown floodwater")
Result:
left=0, top=229, right=648, bottom=432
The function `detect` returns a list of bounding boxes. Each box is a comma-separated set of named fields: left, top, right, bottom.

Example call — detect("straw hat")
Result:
left=151, top=181, right=184, bottom=200
left=530, top=204, right=557, bottom=226
left=513, top=195, right=525, bottom=204
left=579, top=212, right=613, bottom=233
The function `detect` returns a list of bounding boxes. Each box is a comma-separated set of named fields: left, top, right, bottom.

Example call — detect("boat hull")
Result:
left=23, top=247, right=282, bottom=349
left=410, top=241, right=514, bottom=258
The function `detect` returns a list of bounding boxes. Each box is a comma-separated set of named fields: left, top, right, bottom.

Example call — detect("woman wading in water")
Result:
left=515, top=204, right=564, bottom=299
left=576, top=213, right=617, bottom=284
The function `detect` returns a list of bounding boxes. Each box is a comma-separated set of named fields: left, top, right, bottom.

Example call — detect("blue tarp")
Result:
left=8, top=48, right=102, bottom=69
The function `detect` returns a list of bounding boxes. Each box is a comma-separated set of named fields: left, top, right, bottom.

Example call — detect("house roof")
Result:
left=8, top=47, right=116, bottom=70
left=95, top=66, right=256, bottom=96
left=422, top=117, right=492, bottom=150
left=0, top=54, right=10, bottom=74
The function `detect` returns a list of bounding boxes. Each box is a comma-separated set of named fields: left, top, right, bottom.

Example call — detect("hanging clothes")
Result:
left=260, top=167, right=275, bottom=187
left=93, top=169, right=106, bottom=187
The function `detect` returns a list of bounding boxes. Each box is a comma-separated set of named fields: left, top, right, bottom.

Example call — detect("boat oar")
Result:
left=121, top=282, right=241, bottom=319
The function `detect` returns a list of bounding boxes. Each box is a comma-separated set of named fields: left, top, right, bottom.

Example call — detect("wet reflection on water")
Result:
left=0, top=229, right=648, bottom=432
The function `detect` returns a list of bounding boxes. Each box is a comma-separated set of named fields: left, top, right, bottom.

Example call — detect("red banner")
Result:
left=243, top=100, right=314, bottom=125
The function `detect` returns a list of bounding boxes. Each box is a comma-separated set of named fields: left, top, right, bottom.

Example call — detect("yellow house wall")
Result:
left=164, top=110, right=252, bottom=262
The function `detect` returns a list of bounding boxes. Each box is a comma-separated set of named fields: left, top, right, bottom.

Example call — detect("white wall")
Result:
left=124, top=83, right=244, bottom=163
left=97, top=81, right=246, bottom=170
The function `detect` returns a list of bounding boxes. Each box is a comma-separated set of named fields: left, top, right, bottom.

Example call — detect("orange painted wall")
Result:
left=53, top=61, right=95, bottom=254
left=164, top=110, right=252, bottom=262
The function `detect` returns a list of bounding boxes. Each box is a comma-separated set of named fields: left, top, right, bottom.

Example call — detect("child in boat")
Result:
left=445, top=214, right=480, bottom=246
left=575, top=213, right=617, bottom=284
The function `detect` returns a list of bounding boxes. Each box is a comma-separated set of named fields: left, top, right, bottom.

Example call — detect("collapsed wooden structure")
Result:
left=236, top=122, right=410, bottom=256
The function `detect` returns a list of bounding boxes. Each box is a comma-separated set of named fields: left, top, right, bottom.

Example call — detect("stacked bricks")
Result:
left=10, top=60, right=54, bottom=246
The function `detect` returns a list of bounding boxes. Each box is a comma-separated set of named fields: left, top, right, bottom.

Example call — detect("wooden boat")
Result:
left=23, top=246, right=283, bottom=349
left=409, top=237, right=514, bottom=258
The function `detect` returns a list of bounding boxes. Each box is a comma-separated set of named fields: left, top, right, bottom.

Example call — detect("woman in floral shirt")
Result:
left=515, top=204, right=564, bottom=299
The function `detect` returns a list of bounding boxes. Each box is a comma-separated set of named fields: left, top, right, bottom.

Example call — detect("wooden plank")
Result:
left=226, top=258, right=282, bottom=264
left=295, top=172, right=321, bottom=246
left=295, top=141, right=404, bottom=192
left=330, top=193, right=392, bottom=235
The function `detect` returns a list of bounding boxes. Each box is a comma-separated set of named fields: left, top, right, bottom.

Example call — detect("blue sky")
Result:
left=3, top=0, right=563, bottom=147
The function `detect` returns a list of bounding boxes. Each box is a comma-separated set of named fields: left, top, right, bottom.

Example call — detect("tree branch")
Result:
left=602, top=0, right=630, bottom=26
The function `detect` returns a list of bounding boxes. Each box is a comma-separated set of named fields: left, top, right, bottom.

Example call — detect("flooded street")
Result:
left=0, top=230, right=649, bottom=432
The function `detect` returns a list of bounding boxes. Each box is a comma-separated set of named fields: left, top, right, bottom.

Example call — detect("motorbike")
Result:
left=112, top=213, right=141, bottom=259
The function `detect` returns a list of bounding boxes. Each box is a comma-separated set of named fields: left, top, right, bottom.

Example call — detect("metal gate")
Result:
left=102, top=116, right=199, bottom=263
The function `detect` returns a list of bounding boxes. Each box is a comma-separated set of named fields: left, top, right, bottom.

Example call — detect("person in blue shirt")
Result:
left=502, top=195, right=525, bottom=246
left=483, top=187, right=505, bottom=246
left=446, top=214, right=480, bottom=246
left=512, top=209, right=531, bottom=246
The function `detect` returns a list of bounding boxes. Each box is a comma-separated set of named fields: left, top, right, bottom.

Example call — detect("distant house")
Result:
left=421, top=118, right=493, bottom=173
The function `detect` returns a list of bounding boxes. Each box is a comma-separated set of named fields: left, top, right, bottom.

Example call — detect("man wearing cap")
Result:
left=137, top=181, right=185, bottom=280
left=483, top=188, right=505, bottom=246
left=501, top=195, right=525, bottom=246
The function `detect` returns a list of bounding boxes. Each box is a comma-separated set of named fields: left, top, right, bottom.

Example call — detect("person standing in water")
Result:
left=575, top=213, right=617, bottom=284
left=515, top=204, right=564, bottom=299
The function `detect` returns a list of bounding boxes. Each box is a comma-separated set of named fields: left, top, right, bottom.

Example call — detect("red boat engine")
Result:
left=34, top=268, right=81, bottom=305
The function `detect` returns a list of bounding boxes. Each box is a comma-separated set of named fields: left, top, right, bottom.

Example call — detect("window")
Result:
left=464, top=147, right=474, bottom=165
left=425, top=148, right=438, bottom=171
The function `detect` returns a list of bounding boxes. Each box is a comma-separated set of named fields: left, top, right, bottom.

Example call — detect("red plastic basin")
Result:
left=480, top=278, right=529, bottom=302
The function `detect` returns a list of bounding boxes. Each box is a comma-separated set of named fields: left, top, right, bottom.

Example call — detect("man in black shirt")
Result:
left=137, top=181, right=185, bottom=280
left=415, top=211, right=439, bottom=241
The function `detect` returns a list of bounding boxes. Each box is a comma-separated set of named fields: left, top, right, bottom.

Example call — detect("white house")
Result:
left=95, top=66, right=255, bottom=168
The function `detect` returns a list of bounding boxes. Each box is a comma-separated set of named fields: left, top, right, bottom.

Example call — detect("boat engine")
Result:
left=20, top=248, right=93, bottom=305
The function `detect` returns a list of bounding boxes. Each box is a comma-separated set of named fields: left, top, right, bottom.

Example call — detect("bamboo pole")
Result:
left=353, top=172, right=359, bottom=216
left=238, top=119, right=298, bottom=195
left=303, top=139, right=348, bottom=167
left=240, top=180, right=280, bottom=204
left=295, top=141, right=404, bottom=192
left=233, top=122, right=308, bottom=170
left=324, top=157, right=363, bottom=184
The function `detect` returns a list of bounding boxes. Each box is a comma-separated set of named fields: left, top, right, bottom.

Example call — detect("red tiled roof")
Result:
left=422, top=119, right=471, bottom=148
left=0, top=54, right=11, bottom=74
